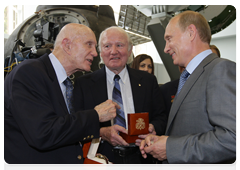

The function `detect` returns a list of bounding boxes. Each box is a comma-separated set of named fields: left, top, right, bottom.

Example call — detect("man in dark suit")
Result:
left=74, top=26, right=167, bottom=163
left=140, top=11, right=235, bottom=163
left=4, top=23, right=118, bottom=164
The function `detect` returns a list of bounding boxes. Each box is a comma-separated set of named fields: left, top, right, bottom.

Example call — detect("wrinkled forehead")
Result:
left=79, top=28, right=95, bottom=38
left=76, top=29, right=96, bottom=43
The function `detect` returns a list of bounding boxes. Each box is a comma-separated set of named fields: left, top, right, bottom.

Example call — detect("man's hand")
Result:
left=94, top=100, right=119, bottom=122
left=135, top=123, right=156, bottom=146
left=139, top=135, right=168, bottom=161
left=148, top=123, right=156, bottom=135
left=100, top=125, right=129, bottom=146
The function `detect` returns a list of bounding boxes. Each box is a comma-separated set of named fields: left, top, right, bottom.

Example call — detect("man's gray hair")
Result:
left=98, top=26, right=133, bottom=52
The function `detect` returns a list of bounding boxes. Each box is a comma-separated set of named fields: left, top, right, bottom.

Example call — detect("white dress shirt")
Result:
left=106, top=66, right=135, bottom=130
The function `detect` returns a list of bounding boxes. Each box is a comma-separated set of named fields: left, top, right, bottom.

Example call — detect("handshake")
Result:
left=94, top=99, right=120, bottom=122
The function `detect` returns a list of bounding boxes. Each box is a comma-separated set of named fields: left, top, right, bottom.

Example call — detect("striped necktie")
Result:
left=112, top=75, right=126, bottom=128
left=176, top=69, right=190, bottom=96
left=63, top=77, right=74, bottom=114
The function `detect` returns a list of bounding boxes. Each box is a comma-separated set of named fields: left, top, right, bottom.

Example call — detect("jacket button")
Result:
left=91, top=135, right=94, bottom=138
left=77, top=155, right=82, bottom=160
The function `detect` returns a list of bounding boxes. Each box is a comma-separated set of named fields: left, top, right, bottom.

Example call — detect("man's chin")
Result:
left=78, top=66, right=91, bottom=73
left=173, top=60, right=179, bottom=66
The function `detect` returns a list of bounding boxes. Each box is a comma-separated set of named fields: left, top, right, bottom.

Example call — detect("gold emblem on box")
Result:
left=136, top=118, right=145, bottom=130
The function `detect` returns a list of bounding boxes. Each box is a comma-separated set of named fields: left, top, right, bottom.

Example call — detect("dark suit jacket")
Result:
left=4, top=54, right=100, bottom=164
left=73, top=65, right=167, bottom=162
left=159, top=79, right=179, bottom=118
left=165, top=54, right=236, bottom=163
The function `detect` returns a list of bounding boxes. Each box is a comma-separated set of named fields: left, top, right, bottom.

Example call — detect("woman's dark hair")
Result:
left=131, top=54, right=154, bottom=75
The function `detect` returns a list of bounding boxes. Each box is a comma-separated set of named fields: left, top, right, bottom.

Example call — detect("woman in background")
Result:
left=131, top=54, right=154, bottom=75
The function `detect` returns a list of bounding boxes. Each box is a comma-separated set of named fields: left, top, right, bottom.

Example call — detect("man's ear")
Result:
left=128, top=45, right=133, bottom=56
left=62, top=38, right=71, bottom=55
left=187, top=24, right=197, bottom=41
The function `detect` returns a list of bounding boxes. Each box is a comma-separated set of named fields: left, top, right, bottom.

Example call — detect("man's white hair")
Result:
left=98, top=26, right=133, bottom=52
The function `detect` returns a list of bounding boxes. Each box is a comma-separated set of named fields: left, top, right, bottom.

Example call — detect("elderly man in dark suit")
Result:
left=140, top=11, right=236, bottom=163
left=4, top=23, right=118, bottom=164
left=73, top=26, right=167, bottom=163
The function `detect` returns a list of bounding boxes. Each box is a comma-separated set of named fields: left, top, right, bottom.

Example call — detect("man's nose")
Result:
left=92, top=48, right=98, bottom=57
left=164, top=43, right=169, bottom=54
left=110, top=45, right=118, bottom=54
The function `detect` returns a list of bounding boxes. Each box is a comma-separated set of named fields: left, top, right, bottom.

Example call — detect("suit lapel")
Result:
left=90, top=66, right=108, bottom=105
left=166, top=54, right=218, bottom=135
left=39, top=54, right=69, bottom=115
left=89, top=66, right=110, bottom=127
left=127, top=66, right=145, bottom=113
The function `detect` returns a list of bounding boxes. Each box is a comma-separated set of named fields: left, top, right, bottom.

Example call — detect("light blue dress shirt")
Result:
left=186, top=49, right=212, bottom=75
left=48, top=53, right=70, bottom=113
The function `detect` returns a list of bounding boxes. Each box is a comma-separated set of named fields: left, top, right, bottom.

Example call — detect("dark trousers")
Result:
left=113, top=146, right=156, bottom=170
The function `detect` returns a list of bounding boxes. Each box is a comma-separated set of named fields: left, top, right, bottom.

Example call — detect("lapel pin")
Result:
left=139, top=84, right=141, bottom=86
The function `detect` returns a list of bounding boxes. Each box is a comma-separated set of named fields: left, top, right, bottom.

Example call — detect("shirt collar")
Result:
left=106, top=65, right=127, bottom=84
left=49, top=53, right=67, bottom=83
left=186, top=49, right=212, bottom=74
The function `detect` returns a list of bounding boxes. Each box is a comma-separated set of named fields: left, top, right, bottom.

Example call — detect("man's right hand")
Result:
left=139, top=135, right=168, bottom=161
left=94, top=99, right=119, bottom=122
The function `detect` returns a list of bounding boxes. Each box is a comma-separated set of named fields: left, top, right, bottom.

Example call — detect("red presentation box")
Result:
left=83, top=138, right=112, bottom=164
left=120, top=112, right=149, bottom=143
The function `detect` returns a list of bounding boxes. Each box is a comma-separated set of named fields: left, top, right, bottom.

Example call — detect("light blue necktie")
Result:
left=176, top=69, right=190, bottom=97
left=63, top=77, right=74, bottom=114
left=112, top=75, right=126, bottom=128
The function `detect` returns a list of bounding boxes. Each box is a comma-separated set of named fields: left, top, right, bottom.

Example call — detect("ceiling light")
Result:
left=125, top=30, right=152, bottom=40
